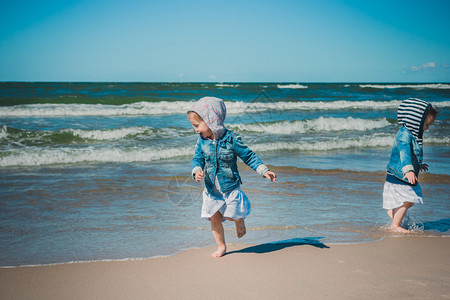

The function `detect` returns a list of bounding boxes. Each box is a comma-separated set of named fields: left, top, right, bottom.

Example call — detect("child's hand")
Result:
left=195, top=170, right=204, bottom=182
left=420, top=164, right=429, bottom=172
left=264, top=171, right=277, bottom=182
left=403, top=171, right=417, bottom=185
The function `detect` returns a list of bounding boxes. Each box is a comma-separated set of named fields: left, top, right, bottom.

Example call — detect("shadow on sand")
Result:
left=423, top=218, right=450, bottom=233
left=227, top=237, right=329, bottom=255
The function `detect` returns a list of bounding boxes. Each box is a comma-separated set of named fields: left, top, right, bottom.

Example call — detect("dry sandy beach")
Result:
left=1, top=237, right=449, bottom=299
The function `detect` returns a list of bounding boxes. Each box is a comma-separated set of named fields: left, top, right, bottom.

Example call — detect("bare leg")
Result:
left=390, top=202, right=413, bottom=233
left=225, top=217, right=247, bottom=239
left=235, top=218, right=246, bottom=238
left=210, top=212, right=226, bottom=257
left=387, top=209, right=393, bottom=220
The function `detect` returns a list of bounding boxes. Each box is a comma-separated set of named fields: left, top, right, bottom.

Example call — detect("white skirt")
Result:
left=201, top=187, right=251, bottom=221
left=382, top=181, right=423, bottom=210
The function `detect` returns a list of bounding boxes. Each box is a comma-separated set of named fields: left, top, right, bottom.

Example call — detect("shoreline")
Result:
left=2, top=228, right=449, bottom=269
left=2, top=232, right=448, bottom=269
left=1, top=236, right=449, bottom=299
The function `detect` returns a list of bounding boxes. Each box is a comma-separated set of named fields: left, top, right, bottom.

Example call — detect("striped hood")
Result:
left=397, top=98, right=431, bottom=145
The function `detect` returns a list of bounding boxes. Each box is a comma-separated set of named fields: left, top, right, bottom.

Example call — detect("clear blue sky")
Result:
left=0, top=0, right=449, bottom=82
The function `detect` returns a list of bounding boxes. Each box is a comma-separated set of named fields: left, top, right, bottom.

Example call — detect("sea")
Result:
left=0, top=82, right=449, bottom=267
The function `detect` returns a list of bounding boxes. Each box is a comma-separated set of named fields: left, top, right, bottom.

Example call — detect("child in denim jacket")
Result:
left=383, top=98, right=437, bottom=233
left=188, top=97, right=276, bottom=257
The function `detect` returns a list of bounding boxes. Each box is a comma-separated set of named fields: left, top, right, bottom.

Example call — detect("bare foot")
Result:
left=387, top=209, right=393, bottom=220
left=390, top=225, right=410, bottom=233
left=235, top=218, right=246, bottom=239
left=211, top=247, right=226, bottom=258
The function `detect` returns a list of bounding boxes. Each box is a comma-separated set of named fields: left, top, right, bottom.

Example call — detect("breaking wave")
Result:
left=2, top=134, right=448, bottom=167
left=229, top=117, right=392, bottom=134
left=277, top=84, right=308, bottom=89
left=1, top=100, right=449, bottom=117
left=359, top=84, right=450, bottom=89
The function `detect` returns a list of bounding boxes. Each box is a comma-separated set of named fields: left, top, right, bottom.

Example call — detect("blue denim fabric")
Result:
left=386, top=126, right=423, bottom=184
left=192, top=129, right=268, bottom=195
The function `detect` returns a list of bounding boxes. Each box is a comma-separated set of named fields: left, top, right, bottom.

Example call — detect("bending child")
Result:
left=383, top=98, right=437, bottom=233
left=188, top=97, right=277, bottom=257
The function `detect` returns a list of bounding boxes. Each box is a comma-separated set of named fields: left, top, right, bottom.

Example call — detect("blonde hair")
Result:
left=187, top=110, right=203, bottom=121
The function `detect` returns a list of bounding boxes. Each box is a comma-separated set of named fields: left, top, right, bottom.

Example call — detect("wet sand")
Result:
left=1, top=237, right=449, bottom=299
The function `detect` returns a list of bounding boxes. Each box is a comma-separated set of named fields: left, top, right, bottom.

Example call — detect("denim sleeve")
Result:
left=397, top=131, right=414, bottom=174
left=191, top=138, right=205, bottom=176
left=233, top=133, right=268, bottom=176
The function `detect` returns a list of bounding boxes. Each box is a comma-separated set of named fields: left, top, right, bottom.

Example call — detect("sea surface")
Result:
left=0, top=82, right=449, bottom=267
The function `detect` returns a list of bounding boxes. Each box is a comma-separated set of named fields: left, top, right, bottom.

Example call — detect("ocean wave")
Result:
left=1, top=134, right=448, bottom=167
left=250, top=136, right=449, bottom=152
left=277, top=84, right=308, bottom=89
left=69, top=126, right=151, bottom=140
left=427, top=136, right=450, bottom=144
left=0, top=146, right=194, bottom=167
left=359, top=83, right=450, bottom=89
left=0, top=101, right=192, bottom=117
left=1, top=100, right=449, bottom=117
left=225, top=100, right=404, bottom=114
left=226, top=100, right=450, bottom=113
left=229, top=117, right=392, bottom=134
left=0, top=126, right=190, bottom=146
left=0, top=125, right=7, bottom=140
left=215, top=83, right=240, bottom=87
left=68, top=126, right=188, bottom=140
left=251, top=136, right=395, bottom=152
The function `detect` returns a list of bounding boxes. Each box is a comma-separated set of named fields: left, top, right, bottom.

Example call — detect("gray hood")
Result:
left=190, top=97, right=227, bottom=140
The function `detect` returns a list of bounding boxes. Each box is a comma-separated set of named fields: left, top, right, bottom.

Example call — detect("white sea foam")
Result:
left=277, top=84, right=308, bottom=89
left=0, top=125, right=8, bottom=139
left=225, top=100, right=403, bottom=114
left=0, top=101, right=193, bottom=117
left=68, top=126, right=151, bottom=140
left=427, top=136, right=450, bottom=144
left=5, top=126, right=189, bottom=143
left=359, top=83, right=450, bottom=89
left=1, top=134, right=449, bottom=167
left=0, top=146, right=194, bottom=167
left=1, top=100, right=448, bottom=117
left=229, top=100, right=450, bottom=113
left=215, top=83, right=240, bottom=87
left=68, top=126, right=186, bottom=141
left=251, top=136, right=395, bottom=152
left=231, top=117, right=391, bottom=134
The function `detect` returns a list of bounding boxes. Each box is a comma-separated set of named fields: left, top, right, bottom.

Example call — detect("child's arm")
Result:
left=191, top=138, right=205, bottom=181
left=233, top=133, right=275, bottom=180
left=396, top=132, right=417, bottom=183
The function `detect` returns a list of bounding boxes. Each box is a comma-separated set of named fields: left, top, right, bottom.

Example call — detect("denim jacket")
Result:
left=386, top=98, right=431, bottom=185
left=192, top=129, right=269, bottom=195
left=386, top=126, right=423, bottom=184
